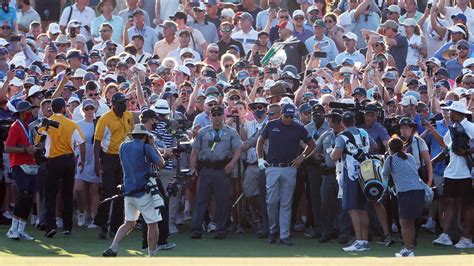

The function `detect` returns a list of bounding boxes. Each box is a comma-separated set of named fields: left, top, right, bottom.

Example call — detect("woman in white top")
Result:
left=402, top=18, right=427, bottom=66
left=73, top=99, right=101, bottom=228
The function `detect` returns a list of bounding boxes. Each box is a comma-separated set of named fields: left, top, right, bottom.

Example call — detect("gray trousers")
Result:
left=258, top=169, right=269, bottom=233
left=192, top=168, right=230, bottom=235
left=307, top=166, right=323, bottom=234
left=265, top=166, right=297, bottom=239
left=160, top=169, right=181, bottom=225
left=320, top=174, right=339, bottom=237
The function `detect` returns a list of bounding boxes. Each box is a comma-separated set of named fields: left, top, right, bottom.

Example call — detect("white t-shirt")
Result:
left=231, top=29, right=258, bottom=54
left=58, top=4, right=96, bottom=41
left=337, top=11, right=354, bottom=34
left=443, top=118, right=474, bottom=179
left=445, top=6, right=474, bottom=31
left=72, top=99, right=110, bottom=122
left=421, top=17, right=449, bottom=58
left=406, top=34, right=423, bottom=66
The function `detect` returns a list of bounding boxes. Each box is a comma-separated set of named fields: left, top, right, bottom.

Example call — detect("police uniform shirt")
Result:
left=192, top=125, right=243, bottom=162
left=261, top=119, right=310, bottom=164
left=94, top=110, right=134, bottom=155
left=305, top=120, right=330, bottom=142
left=39, top=114, right=86, bottom=159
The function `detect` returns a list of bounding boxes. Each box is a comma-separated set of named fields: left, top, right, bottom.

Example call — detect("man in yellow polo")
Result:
left=93, top=92, right=134, bottom=239
left=42, top=97, right=86, bottom=238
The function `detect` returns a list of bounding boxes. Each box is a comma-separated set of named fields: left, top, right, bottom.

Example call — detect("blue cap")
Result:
left=282, top=103, right=296, bottom=116
left=228, top=45, right=240, bottom=53
left=236, top=70, right=250, bottom=81
left=341, top=58, right=355, bottom=66
left=352, top=87, right=367, bottom=97
left=404, top=90, right=420, bottom=101
left=451, top=13, right=467, bottom=22
left=298, top=103, right=311, bottom=113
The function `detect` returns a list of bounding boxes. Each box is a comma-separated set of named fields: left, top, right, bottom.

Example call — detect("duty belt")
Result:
left=198, top=158, right=231, bottom=170
left=268, top=162, right=292, bottom=167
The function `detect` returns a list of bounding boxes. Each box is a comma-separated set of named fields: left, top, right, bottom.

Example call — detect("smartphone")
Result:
left=269, top=67, right=278, bottom=74
left=65, top=67, right=72, bottom=76
left=409, top=65, right=420, bottom=72
left=427, top=3, right=432, bottom=9
left=254, top=40, right=260, bottom=46
left=313, top=51, right=328, bottom=58
left=128, top=15, right=133, bottom=21
left=49, top=41, right=58, bottom=53
left=11, top=35, right=21, bottom=42
left=9, top=64, right=15, bottom=70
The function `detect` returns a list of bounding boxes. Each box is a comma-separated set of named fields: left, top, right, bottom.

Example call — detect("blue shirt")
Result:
left=261, top=119, right=310, bottom=164
left=427, top=120, right=450, bottom=176
left=351, top=11, right=380, bottom=49
left=192, top=111, right=211, bottom=129
left=446, top=58, right=463, bottom=79
left=120, top=139, right=161, bottom=197
left=0, top=6, right=17, bottom=27
left=433, top=41, right=474, bottom=62
left=293, top=28, right=314, bottom=43
left=127, top=26, right=159, bottom=54
left=304, top=35, right=338, bottom=67
left=91, top=15, right=124, bottom=44
left=256, top=9, right=278, bottom=31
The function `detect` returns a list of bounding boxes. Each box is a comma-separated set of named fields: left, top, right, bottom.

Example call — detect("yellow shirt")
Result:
left=39, top=114, right=85, bottom=159
left=153, top=37, right=179, bottom=60
left=94, top=109, right=134, bottom=155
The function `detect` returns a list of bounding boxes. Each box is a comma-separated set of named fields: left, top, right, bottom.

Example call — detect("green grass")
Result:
left=1, top=223, right=473, bottom=258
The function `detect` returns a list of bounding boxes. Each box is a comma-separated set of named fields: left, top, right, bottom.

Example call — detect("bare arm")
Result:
left=421, top=150, right=433, bottom=186
left=189, top=147, right=198, bottom=173
left=438, top=0, right=447, bottom=15
left=93, top=140, right=102, bottom=177
left=51, top=73, right=70, bottom=99
left=331, top=147, right=343, bottom=161
left=0, top=70, right=15, bottom=99
left=256, top=136, right=266, bottom=159
left=354, top=0, right=370, bottom=21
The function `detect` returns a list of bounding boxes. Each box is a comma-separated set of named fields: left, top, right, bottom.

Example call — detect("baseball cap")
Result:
left=407, top=79, right=419, bottom=86
left=48, top=23, right=61, bottom=34
left=293, top=9, right=305, bottom=18
left=399, top=95, right=417, bottom=106
left=131, top=34, right=144, bottom=41
left=342, top=111, right=355, bottom=124
left=342, top=32, right=358, bottom=42
left=239, top=12, right=253, bottom=22
left=24, top=76, right=36, bottom=85
left=401, top=18, right=417, bottom=27
left=202, top=69, right=217, bottom=79
left=282, top=104, right=296, bottom=116
left=236, top=70, right=250, bottom=81
left=385, top=4, right=401, bottom=13
left=312, top=104, right=325, bottom=114
left=227, top=45, right=240, bottom=53
left=364, top=103, right=378, bottom=113
left=140, top=109, right=158, bottom=120
left=205, top=86, right=220, bottom=96
left=66, top=50, right=81, bottom=60
left=352, top=87, right=367, bottom=97
left=307, top=6, right=319, bottom=14
left=277, top=21, right=294, bottom=31
left=210, top=105, right=224, bottom=115
left=207, top=43, right=219, bottom=51
left=451, top=13, right=467, bottom=22
left=382, top=19, right=398, bottom=30
left=426, top=57, right=442, bottom=67
left=457, top=39, right=470, bottom=49
left=55, top=34, right=70, bottom=44
left=170, top=11, right=187, bottom=20
left=341, top=58, right=355, bottom=66
left=298, top=103, right=312, bottom=113
left=381, top=72, right=396, bottom=80
left=173, top=65, right=190, bottom=76
left=463, top=58, right=474, bottom=68
left=313, top=19, right=325, bottom=28
left=82, top=98, right=97, bottom=109
left=204, top=96, right=218, bottom=105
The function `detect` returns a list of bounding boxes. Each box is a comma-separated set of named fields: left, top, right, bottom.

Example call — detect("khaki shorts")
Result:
left=124, top=193, right=162, bottom=224
left=243, top=165, right=260, bottom=197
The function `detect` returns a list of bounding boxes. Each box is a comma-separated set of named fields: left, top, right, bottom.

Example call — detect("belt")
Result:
left=269, top=163, right=292, bottom=167
left=49, top=153, right=74, bottom=159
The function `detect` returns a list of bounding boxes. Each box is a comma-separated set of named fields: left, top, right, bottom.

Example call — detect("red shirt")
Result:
left=5, top=121, right=36, bottom=167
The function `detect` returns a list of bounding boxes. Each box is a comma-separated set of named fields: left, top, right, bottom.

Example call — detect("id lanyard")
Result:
left=210, top=129, right=222, bottom=151
left=16, top=119, right=32, bottom=145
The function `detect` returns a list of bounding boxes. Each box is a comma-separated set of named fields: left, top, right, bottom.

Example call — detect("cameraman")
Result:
left=102, top=124, right=164, bottom=257
left=40, top=97, right=86, bottom=238
left=5, top=101, right=37, bottom=241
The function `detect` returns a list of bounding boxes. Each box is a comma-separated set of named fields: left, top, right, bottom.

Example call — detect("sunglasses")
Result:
left=324, top=20, right=333, bottom=23
left=220, top=27, right=232, bottom=32
left=100, top=29, right=111, bottom=33
left=206, top=93, right=220, bottom=97
left=84, top=106, right=95, bottom=111
left=211, top=112, right=223, bottom=117
left=294, top=16, right=304, bottom=21
left=207, top=103, right=217, bottom=107
left=267, top=111, right=275, bottom=116
left=208, top=50, right=219, bottom=54
left=1, top=26, right=11, bottom=30
left=224, top=64, right=232, bottom=69
left=457, top=46, right=468, bottom=50
left=57, top=43, right=69, bottom=47
left=307, top=85, right=319, bottom=90
left=279, top=16, right=289, bottom=19
left=284, top=114, right=294, bottom=119
left=252, top=105, right=265, bottom=110
left=229, top=96, right=240, bottom=101
left=88, top=93, right=99, bottom=97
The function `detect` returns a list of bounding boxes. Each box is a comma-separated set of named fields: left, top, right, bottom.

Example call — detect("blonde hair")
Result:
left=220, top=53, right=238, bottom=69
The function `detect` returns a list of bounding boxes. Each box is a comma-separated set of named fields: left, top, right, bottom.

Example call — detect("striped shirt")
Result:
left=150, top=120, right=174, bottom=170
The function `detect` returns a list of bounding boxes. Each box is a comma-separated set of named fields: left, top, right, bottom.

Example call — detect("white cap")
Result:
left=9, top=77, right=23, bottom=87
left=179, top=47, right=195, bottom=57
left=67, top=20, right=82, bottom=28
left=385, top=4, right=401, bottom=14
left=221, top=8, right=235, bottom=18
left=264, top=80, right=276, bottom=89
left=26, top=85, right=42, bottom=98
left=277, top=21, right=294, bottom=31
left=204, top=96, right=218, bottom=105
left=151, top=99, right=171, bottom=114
left=342, top=32, right=358, bottom=42
left=399, top=95, right=417, bottom=106
left=441, top=100, right=472, bottom=114
left=72, top=68, right=86, bottom=78
left=463, top=57, right=474, bottom=68
left=250, top=97, right=269, bottom=106
left=164, top=81, right=178, bottom=93
left=402, top=18, right=417, bottom=27
left=103, top=73, right=117, bottom=82
left=173, top=65, right=191, bottom=76
left=48, top=23, right=61, bottom=34
left=279, top=96, right=293, bottom=106
left=67, top=96, right=81, bottom=105
left=292, top=9, right=305, bottom=18
left=0, top=38, right=8, bottom=46
left=194, top=2, right=206, bottom=11
left=307, top=6, right=319, bottom=14
left=448, top=25, right=467, bottom=35
left=134, top=63, right=146, bottom=72
left=453, top=87, right=467, bottom=96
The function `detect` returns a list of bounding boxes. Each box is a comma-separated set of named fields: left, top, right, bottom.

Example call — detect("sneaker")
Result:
left=342, top=241, right=370, bottom=252
left=433, top=233, right=453, bottom=246
left=455, top=237, right=474, bottom=249
left=391, top=223, right=399, bottom=233
left=184, top=211, right=192, bottom=221
left=421, top=218, right=436, bottom=234
left=30, top=215, right=37, bottom=226
left=377, top=235, right=395, bottom=247
left=293, top=222, right=305, bottom=232
left=176, top=213, right=184, bottom=225
left=3, top=211, right=12, bottom=220
left=87, top=223, right=99, bottom=229
left=77, top=212, right=85, bottom=227
left=158, top=242, right=177, bottom=251
left=56, top=217, right=63, bottom=228
left=6, top=228, right=19, bottom=240
left=280, top=238, right=293, bottom=246
left=207, top=222, right=217, bottom=233
left=19, top=231, right=35, bottom=241
left=395, top=247, right=414, bottom=257
left=169, top=223, right=179, bottom=234
left=98, top=228, right=108, bottom=239
left=102, top=248, right=117, bottom=257
left=44, top=229, right=57, bottom=238
left=62, top=230, right=71, bottom=236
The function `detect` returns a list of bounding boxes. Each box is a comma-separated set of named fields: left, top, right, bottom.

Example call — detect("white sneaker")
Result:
left=207, top=222, right=217, bottom=233
left=56, top=217, right=63, bottom=228
left=30, top=215, right=37, bottom=226
left=6, top=228, right=19, bottom=240
left=169, top=223, right=179, bottom=234
left=421, top=218, right=436, bottom=233
left=176, top=213, right=184, bottom=225
left=455, top=237, right=474, bottom=249
left=395, top=247, right=415, bottom=257
left=433, top=233, right=453, bottom=246
left=18, top=231, right=35, bottom=241
left=77, top=213, right=85, bottom=227
left=87, top=223, right=99, bottom=229
left=184, top=211, right=192, bottom=221
left=391, top=223, right=399, bottom=233
left=3, top=211, right=12, bottom=220
left=342, top=241, right=370, bottom=252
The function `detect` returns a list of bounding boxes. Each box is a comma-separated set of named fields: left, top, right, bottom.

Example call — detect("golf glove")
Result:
left=258, top=158, right=269, bottom=170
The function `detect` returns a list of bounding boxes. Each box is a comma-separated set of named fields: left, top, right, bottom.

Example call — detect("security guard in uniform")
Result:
left=94, top=93, right=134, bottom=239
left=189, top=105, right=242, bottom=239
left=41, top=98, right=86, bottom=238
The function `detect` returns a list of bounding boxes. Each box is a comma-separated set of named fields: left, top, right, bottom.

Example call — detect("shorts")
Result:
left=397, top=189, right=424, bottom=219
left=342, top=176, right=367, bottom=211
left=443, top=178, right=473, bottom=205
left=243, top=165, right=260, bottom=197
left=433, top=174, right=444, bottom=196
left=124, top=193, right=162, bottom=224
